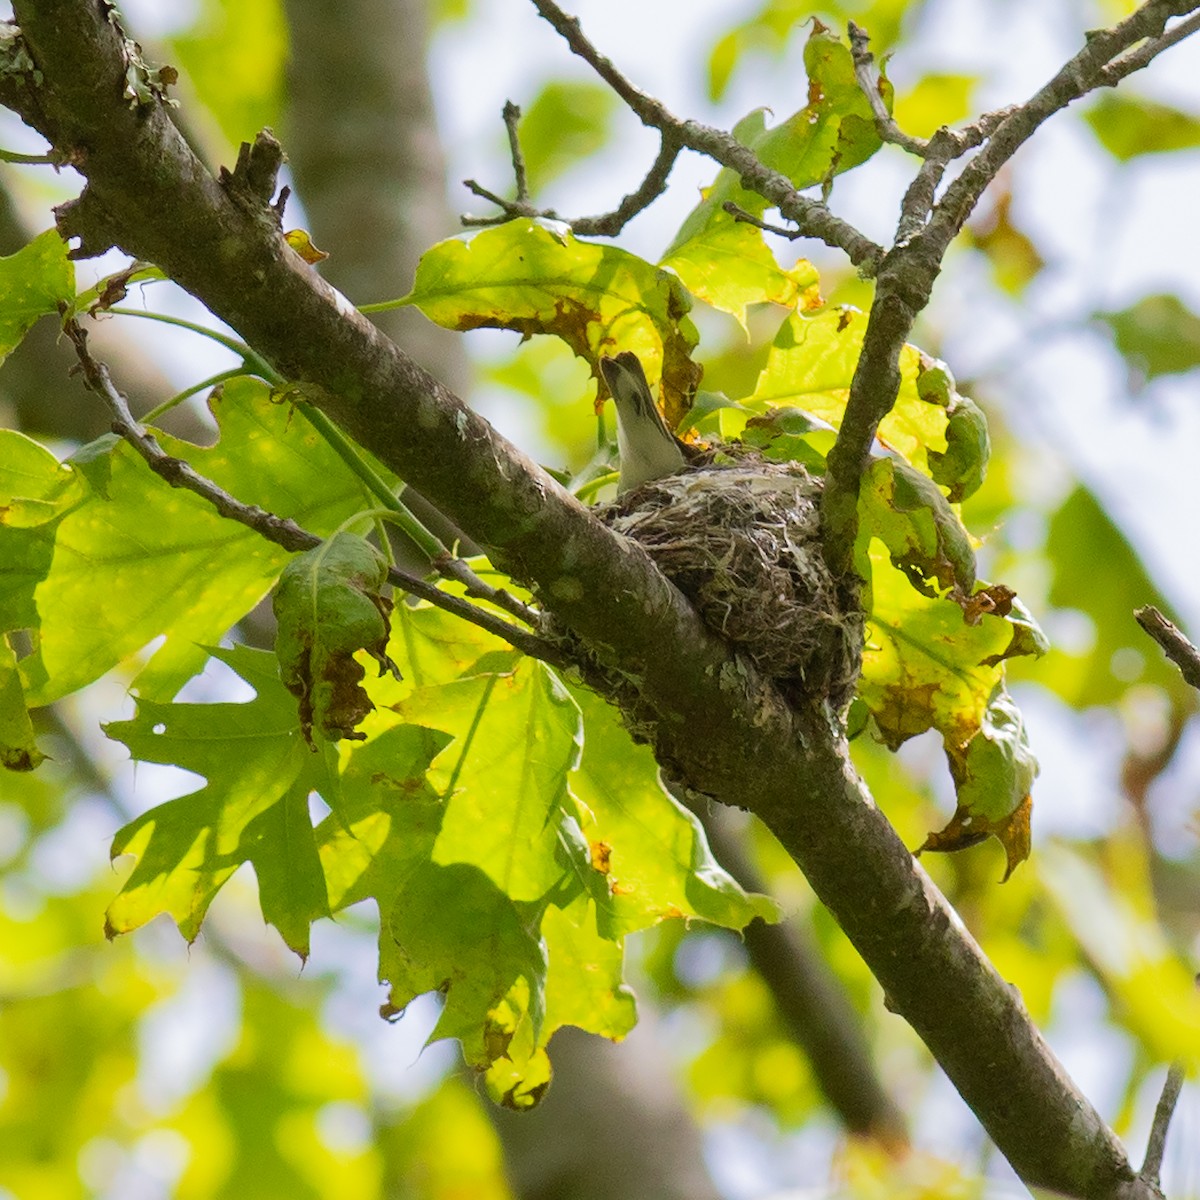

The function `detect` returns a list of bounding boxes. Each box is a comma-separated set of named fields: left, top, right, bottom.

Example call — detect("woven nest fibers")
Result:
left=603, top=461, right=862, bottom=707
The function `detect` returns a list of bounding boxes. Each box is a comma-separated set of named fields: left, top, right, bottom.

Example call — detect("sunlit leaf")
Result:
left=663, top=223, right=822, bottom=331
left=0, top=637, right=43, bottom=771
left=105, top=645, right=330, bottom=957
left=402, top=218, right=701, bottom=427
left=674, top=23, right=888, bottom=253
left=392, top=658, right=586, bottom=902
left=748, top=307, right=951, bottom=475
left=0, top=230, right=73, bottom=364
left=8, top=376, right=377, bottom=706
left=569, top=686, right=779, bottom=937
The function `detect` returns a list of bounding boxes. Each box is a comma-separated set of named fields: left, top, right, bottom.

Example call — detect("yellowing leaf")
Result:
left=400, top=218, right=701, bottom=427
left=749, top=307, right=950, bottom=475
left=273, top=532, right=400, bottom=745
left=284, top=227, right=329, bottom=263
left=663, top=223, right=821, bottom=331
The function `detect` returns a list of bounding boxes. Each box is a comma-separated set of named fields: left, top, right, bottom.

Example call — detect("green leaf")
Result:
left=316, top=722, right=453, bottom=914
left=1094, top=293, right=1200, bottom=380
left=749, top=307, right=953, bottom=477
left=569, top=686, right=779, bottom=937
left=859, top=456, right=975, bottom=597
left=1084, top=92, right=1200, bottom=160
left=518, top=81, right=618, bottom=191
left=396, top=659, right=588, bottom=903
left=8, top=376, right=378, bottom=706
left=273, top=532, right=399, bottom=745
left=917, top=359, right=990, bottom=501
left=104, top=645, right=330, bottom=957
left=671, top=24, right=887, bottom=252
left=0, top=432, right=86, bottom=636
left=0, top=637, right=44, bottom=772
left=382, top=861, right=550, bottom=1100
left=540, top=892, right=637, bottom=1042
left=0, top=230, right=74, bottom=365
left=917, top=685, right=1037, bottom=880
left=859, top=544, right=1045, bottom=872
left=401, top=218, right=701, bottom=426
left=662, top=223, right=822, bottom=332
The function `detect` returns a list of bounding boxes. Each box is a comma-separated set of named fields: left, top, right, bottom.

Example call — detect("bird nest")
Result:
left=603, top=459, right=862, bottom=708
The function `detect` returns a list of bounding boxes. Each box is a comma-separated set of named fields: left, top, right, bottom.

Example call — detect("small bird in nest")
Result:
left=599, top=351, right=689, bottom=493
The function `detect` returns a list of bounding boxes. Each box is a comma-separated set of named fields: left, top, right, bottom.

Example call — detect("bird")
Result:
left=599, top=351, right=686, bottom=494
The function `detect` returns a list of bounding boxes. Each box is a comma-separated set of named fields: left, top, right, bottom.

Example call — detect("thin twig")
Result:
left=528, top=0, right=885, bottom=272
left=1136, top=605, right=1200, bottom=690
left=847, top=21, right=928, bottom=157
left=1139, top=1062, right=1186, bottom=1186
left=63, top=319, right=561, bottom=666
left=460, top=101, right=537, bottom=226
left=569, top=132, right=683, bottom=235
left=502, top=100, right=529, bottom=201
left=463, top=126, right=684, bottom=237
left=723, top=201, right=806, bottom=241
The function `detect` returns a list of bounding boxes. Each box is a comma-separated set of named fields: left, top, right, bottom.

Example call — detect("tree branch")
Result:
left=463, top=127, right=684, bottom=238
left=820, top=0, right=1200, bottom=578
left=62, top=316, right=557, bottom=665
left=847, top=21, right=928, bottom=157
left=1136, top=605, right=1200, bottom=691
left=1139, top=1062, right=1186, bottom=1188
left=928, top=0, right=1200, bottom=246
left=528, top=0, right=885, bottom=273
left=4, top=3, right=1187, bottom=1193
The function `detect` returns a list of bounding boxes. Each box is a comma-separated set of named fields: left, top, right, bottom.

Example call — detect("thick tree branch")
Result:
left=3, top=4, right=1185, bottom=1194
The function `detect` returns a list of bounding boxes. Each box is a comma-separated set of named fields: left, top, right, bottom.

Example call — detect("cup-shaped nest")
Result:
left=604, top=461, right=862, bottom=707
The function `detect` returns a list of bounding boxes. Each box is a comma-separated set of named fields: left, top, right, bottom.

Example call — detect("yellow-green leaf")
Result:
left=400, top=218, right=701, bottom=425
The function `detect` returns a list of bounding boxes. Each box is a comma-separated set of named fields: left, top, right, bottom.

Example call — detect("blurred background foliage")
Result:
left=2, top=0, right=1200, bottom=1196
